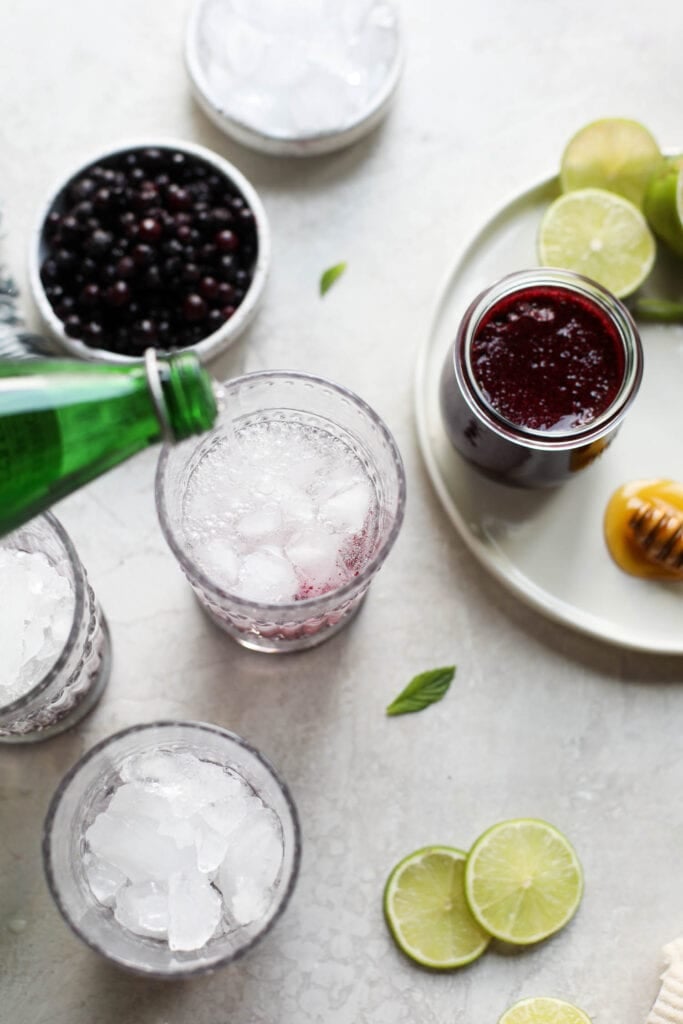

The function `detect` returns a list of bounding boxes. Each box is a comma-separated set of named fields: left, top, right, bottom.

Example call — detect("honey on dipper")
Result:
left=604, top=479, right=683, bottom=579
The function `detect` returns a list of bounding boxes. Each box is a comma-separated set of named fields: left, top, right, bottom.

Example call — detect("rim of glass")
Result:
left=42, top=719, right=303, bottom=978
left=0, top=512, right=85, bottom=716
left=456, top=267, right=643, bottom=450
left=155, top=369, right=407, bottom=612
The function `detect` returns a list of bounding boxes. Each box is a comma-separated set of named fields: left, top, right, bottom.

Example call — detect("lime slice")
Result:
left=538, top=188, right=656, bottom=298
left=498, top=997, right=592, bottom=1024
left=384, top=846, right=491, bottom=969
left=643, top=156, right=683, bottom=257
left=560, top=117, right=662, bottom=208
left=464, top=819, right=583, bottom=945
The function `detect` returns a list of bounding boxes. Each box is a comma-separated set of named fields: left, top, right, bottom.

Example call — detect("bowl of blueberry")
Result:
left=28, top=139, right=269, bottom=363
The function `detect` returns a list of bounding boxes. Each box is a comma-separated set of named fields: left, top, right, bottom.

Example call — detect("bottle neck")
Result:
left=145, top=350, right=218, bottom=441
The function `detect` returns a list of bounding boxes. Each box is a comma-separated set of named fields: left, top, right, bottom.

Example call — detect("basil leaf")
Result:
left=386, top=666, right=456, bottom=716
left=320, top=262, right=347, bottom=296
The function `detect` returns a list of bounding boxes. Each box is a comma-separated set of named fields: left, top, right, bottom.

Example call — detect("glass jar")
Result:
left=439, top=269, right=644, bottom=487
left=0, top=513, right=110, bottom=742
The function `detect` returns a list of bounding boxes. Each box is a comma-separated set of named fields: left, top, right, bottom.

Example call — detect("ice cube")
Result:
left=320, top=479, right=372, bottom=533
left=217, top=803, right=284, bottom=919
left=21, top=612, right=47, bottom=663
left=277, top=483, right=315, bottom=528
left=193, top=761, right=247, bottom=804
left=285, top=529, right=340, bottom=588
left=106, top=782, right=171, bottom=823
left=199, top=786, right=252, bottom=837
left=167, top=872, right=222, bottom=951
left=84, top=852, right=127, bottom=907
left=114, top=881, right=169, bottom=938
left=230, top=876, right=273, bottom=925
left=121, top=749, right=199, bottom=792
left=236, top=506, right=282, bottom=543
left=195, top=538, right=240, bottom=586
left=157, top=816, right=197, bottom=850
left=194, top=819, right=231, bottom=874
left=86, top=811, right=195, bottom=883
left=233, top=548, right=299, bottom=604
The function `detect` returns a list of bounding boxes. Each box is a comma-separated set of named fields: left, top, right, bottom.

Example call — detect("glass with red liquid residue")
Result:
left=156, top=372, right=405, bottom=652
left=440, top=269, right=643, bottom=487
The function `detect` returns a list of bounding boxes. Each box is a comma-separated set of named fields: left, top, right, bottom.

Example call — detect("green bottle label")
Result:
left=0, top=410, right=61, bottom=486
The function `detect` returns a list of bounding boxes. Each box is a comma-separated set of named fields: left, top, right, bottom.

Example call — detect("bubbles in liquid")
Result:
left=183, top=415, right=378, bottom=603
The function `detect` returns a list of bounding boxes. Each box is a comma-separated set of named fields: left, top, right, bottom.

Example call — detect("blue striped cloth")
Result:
left=0, top=219, right=55, bottom=360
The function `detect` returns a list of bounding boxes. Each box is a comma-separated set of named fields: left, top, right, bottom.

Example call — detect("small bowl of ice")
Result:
left=42, top=721, right=301, bottom=977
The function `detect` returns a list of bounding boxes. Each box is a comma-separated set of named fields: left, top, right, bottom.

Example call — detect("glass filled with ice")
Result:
left=0, top=513, right=110, bottom=742
left=43, top=721, right=301, bottom=978
left=156, top=371, right=406, bottom=652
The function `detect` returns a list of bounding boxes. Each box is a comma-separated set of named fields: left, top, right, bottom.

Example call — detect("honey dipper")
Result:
left=628, top=499, right=683, bottom=576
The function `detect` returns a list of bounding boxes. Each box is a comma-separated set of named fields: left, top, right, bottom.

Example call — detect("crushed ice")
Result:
left=183, top=417, right=378, bottom=604
left=0, top=549, right=74, bottom=705
left=84, top=749, right=284, bottom=952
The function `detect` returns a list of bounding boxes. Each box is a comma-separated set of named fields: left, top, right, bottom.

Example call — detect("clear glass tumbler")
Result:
left=156, top=371, right=406, bottom=652
left=43, top=721, right=301, bottom=978
left=0, top=513, right=110, bottom=743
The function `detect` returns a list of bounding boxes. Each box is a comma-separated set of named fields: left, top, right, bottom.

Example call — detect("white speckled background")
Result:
left=2, top=1, right=683, bottom=1021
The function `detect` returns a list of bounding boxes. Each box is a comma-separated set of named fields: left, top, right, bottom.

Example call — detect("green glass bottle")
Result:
left=0, top=350, right=217, bottom=536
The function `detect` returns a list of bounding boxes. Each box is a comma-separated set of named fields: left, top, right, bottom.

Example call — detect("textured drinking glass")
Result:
left=43, top=721, right=301, bottom=978
left=0, top=513, right=110, bottom=742
left=156, top=371, right=406, bottom=652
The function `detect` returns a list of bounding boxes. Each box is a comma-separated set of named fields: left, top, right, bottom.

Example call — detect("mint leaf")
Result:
left=320, top=262, right=347, bottom=296
left=386, top=666, right=456, bottom=717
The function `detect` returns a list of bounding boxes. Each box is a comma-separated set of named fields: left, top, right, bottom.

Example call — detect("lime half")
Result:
left=384, top=846, right=491, bottom=969
left=464, top=819, right=583, bottom=945
left=560, top=117, right=662, bottom=208
left=498, top=997, right=592, bottom=1024
left=643, top=156, right=683, bottom=257
left=538, top=188, right=656, bottom=298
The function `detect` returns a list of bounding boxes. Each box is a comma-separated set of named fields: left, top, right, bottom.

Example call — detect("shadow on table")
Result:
left=84, top=932, right=280, bottom=1024
left=414, top=455, right=683, bottom=686
left=186, top=96, right=393, bottom=199
left=477, top=571, right=683, bottom=686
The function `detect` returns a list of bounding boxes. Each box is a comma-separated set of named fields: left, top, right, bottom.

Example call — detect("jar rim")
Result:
left=455, top=268, right=643, bottom=451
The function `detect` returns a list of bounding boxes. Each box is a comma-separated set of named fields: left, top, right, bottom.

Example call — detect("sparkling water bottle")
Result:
left=0, top=350, right=217, bottom=536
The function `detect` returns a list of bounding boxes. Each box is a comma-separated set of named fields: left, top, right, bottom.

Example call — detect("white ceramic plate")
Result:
left=415, top=176, right=683, bottom=654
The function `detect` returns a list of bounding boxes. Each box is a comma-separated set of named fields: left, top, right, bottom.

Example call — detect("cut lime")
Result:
left=538, top=188, right=656, bottom=298
left=464, top=819, right=583, bottom=945
left=384, top=846, right=491, bottom=969
left=643, top=156, right=683, bottom=257
left=498, top=997, right=592, bottom=1024
left=560, top=117, right=662, bottom=208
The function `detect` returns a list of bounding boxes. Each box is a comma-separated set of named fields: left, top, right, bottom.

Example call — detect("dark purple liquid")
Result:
left=470, top=286, right=625, bottom=432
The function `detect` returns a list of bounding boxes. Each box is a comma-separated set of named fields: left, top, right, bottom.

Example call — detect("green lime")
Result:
left=384, top=846, right=491, bottom=969
left=464, top=819, right=583, bottom=945
left=498, top=997, right=592, bottom=1024
left=560, top=117, right=662, bottom=208
left=538, top=188, right=656, bottom=298
left=643, top=156, right=683, bottom=257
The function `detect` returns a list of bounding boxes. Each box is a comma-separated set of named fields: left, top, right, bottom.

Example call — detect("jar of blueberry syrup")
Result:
left=439, top=269, right=644, bottom=487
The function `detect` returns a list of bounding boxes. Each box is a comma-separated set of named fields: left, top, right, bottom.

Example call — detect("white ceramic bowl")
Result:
left=185, top=0, right=404, bottom=157
left=28, top=138, right=270, bottom=365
